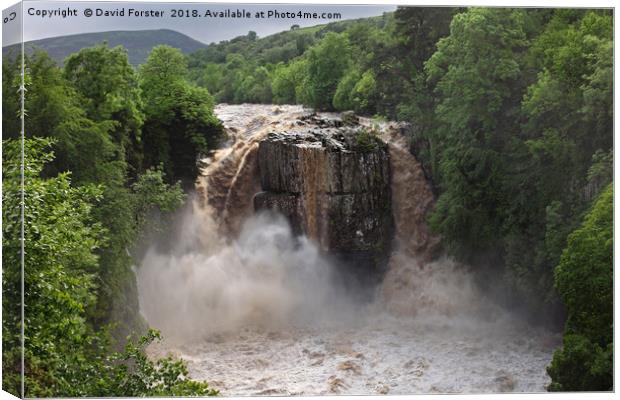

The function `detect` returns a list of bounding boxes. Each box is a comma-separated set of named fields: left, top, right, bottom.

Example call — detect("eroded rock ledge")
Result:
left=254, top=113, right=393, bottom=280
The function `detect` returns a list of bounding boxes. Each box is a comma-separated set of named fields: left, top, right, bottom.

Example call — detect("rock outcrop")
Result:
left=254, top=114, right=393, bottom=281
left=199, top=105, right=440, bottom=293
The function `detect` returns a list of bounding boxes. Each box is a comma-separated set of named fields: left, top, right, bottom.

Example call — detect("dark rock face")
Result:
left=254, top=115, right=393, bottom=284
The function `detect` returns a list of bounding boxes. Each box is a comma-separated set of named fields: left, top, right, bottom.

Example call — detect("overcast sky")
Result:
left=3, top=1, right=396, bottom=47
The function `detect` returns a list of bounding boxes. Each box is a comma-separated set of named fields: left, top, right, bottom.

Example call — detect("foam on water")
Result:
left=146, top=306, right=556, bottom=395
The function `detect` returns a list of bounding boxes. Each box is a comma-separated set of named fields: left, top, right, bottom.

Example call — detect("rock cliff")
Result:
left=254, top=114, right=394, bottom=281
left=199, top=105, right=439, bottom=291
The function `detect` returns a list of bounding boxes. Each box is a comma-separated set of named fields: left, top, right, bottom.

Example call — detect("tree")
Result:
left=138, top=45, right=188, bottom=121
left=62, top=45, right=148, bottom=339
left=547, top=183, right=613, bottom=391
left=63, top=44, right=144, bottom=173
left=139, top=45, right=223, bottom=187
left=197, top=62, right=225, bottom=97
left=394, top=7, right=457, bottom=71
left=366, top=7, right=456, bottom=124
left=500, top=9, right=613, bottom=314
left=425, top=8, right=529, bottom=256
left=523, top=11, right=612, bottom=170
left=0, top=49, right=147, bottom=341
left=304, top=33, right=351, bottom=110
left=236, top=65, right=272, bottom=103
left=271, top=59, right=307, bottom=104
left=332, top=68, right=378, bottom=114
left=333, top=67, right=361, bottom=111
left=3, top=138, right=104, bottom=396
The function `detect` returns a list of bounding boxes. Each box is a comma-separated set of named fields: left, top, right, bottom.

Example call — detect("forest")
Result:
left=2, top=6, right=614, bottom=396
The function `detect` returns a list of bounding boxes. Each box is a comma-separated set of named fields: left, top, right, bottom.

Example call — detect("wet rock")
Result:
left=253, top=192, right=304, bottom=234
left=341, top=111, right=359, bottom=126
left=300, top=113, right=344, bottom=128
left=495, top=371, right=515, bottom=392
left=328, top=376, right=348, bottom=393
left=255, top=122, right=393, bottom=282
left=338, top=360, right=362, bottom=375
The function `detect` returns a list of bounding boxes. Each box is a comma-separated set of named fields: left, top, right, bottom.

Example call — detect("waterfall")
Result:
left=140, top=104, right=493, bottom=337
left=377, top=125, right=483, bottom=317
left=136, top=104, right=555, bottom=395
left=137, top=105, right=362, bottom=342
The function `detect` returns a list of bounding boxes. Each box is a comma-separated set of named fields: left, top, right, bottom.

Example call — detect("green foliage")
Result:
left=56, top=46, right=144, bottom=340
left=393, top=7, right=458, bottom=70
left=3, top=138, right=100, bottom=395
left=587, top=149, right=613, bottom=189
left=131, top=165, right=186, bottom=234
left=140, top=45, right=223, bottom=186
left=414, top=8, right=613, bottom=328
left=139, top=45, right=189, bottom=120
left=547, top=184, right=613, bottom=391
left=304, top=33, right=351, bottom=110
left=91, top=329, right=218, bottom=397
left=333, top=68, right=361, bottom=111
left=332, top=67, right=379, bottom=114
left=523, top=11, right=612, bottom=159
left=547, top=335, right=612, bottom=392
left=186, top=18, right=393, bottom=102
left=349, top=70, right=378, bottom=114
left=353, top=126, right=382, bottom=153
left=63, top=44, right=143, bottom=124
left=501, top=9, right=612, bottom=313
left=554, top=184, right=612, bottom=344
left=63, top=44, right=144, bottom=171
left=194, top=62, right=225, bottom=96
left=184, top=10, right=446, bottom=117
left=2, top=41, right=213, bottom=396
left=2, top=139, right=210, bottom=397
left=271, top=62, right=298, bottom=104
left=237, top=65, right=272, bottom=103
left=425, top=8, right=529, bottom=255
left=1, top=51, right=22, bottom=138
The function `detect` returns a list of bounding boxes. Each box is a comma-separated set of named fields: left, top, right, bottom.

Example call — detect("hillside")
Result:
left=3, top=29, right=207, bottom=65
left=185, top=13, right=392, bottom=100
left=188, top=14, right=389, bottom=67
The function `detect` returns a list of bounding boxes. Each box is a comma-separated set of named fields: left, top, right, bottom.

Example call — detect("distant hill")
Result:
left=2, top=29, right=207, bottom=65
left=188, top=15, right=389, bottom=67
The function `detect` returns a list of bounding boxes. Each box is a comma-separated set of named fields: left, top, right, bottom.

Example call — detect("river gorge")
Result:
left=136, top=104, right=558, bottom=395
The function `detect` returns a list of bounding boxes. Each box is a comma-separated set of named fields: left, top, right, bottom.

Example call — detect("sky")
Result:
left=2, top=1, right=396, bottom=47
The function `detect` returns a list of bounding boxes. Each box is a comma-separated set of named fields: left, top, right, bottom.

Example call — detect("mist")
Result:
left=137, top=204, right=367, bottom=343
